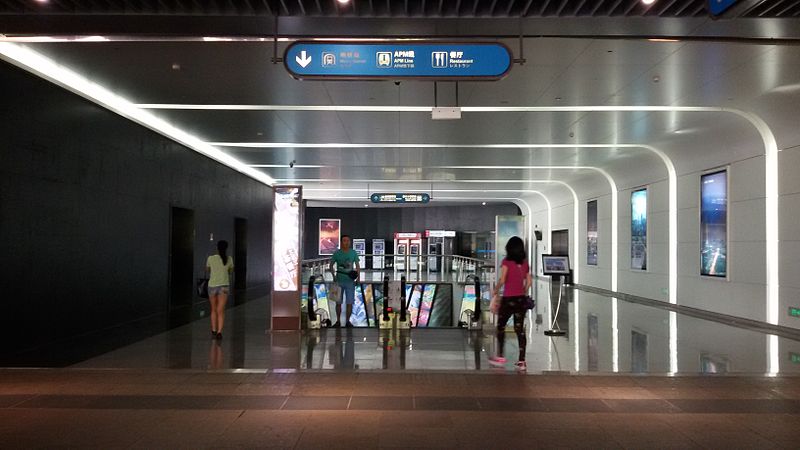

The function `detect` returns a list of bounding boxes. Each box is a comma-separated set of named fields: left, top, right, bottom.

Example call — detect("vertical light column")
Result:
left=612, top=297, right=619, bottom=372
left=574, top=290, right=580, bottom=372
left=669, top=311, right=678, bottom=374
left=272, top=185, right=303, bottom=331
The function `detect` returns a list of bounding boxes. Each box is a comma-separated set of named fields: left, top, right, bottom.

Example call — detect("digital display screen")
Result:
left=542, top=255, right=570, bottom=275
left=631, top=189, right=647, bottom=270
left=700, top=170, right=727, bottom=277
left=496, top=216, right=526, bottom=275
left=273, top=186, right=300, bottom=291
left=587, top=200, right=598, bottom=266
left=319, top=218, right=340, bottom=256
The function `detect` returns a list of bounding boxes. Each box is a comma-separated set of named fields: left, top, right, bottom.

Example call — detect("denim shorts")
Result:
left=209, top=285, right=229, bottom=296
left=334, top=281, right=355, bottom=305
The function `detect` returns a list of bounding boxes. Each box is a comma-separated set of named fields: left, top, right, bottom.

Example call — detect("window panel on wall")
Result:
left=587, top=200, right=598, bottom=266
left=631, top=188, right=648, bottom=271
left=700, top=170, right=728, bottom=277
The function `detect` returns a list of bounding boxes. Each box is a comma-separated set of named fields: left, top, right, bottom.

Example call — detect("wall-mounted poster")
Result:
left=273, top=186, right=301, bottom=291
left=700, top=170, right=728, bottom=277
left=587, top=200, right=598, bottom=266
left=318, top=219, right=341, bottom=255
left=631, top=188, right=648, bottom=270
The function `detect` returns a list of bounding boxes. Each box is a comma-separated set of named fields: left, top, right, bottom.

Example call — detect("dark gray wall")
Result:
left=0, top=62, right=273, bottom=358
left=303, top=204, right=520, bottom=258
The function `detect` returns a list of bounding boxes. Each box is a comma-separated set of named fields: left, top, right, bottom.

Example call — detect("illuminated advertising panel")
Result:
left=318, top=218, right=340, bottom=256
left=495, top=215, right=526, bottom=273
left=700, top=170, right=728, bottom=277
left=631, top=188, right=647, bottom=271
left=587, top=200, right=598, bottom=266
left=273, top=186, right=301, bottom=291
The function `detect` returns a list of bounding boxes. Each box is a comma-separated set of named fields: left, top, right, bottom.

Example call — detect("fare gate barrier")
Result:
left=458, top=274, right=483, bottom=330
left=378, top=275, right=394, bottom=330
left=306, top=275, right=332, bottom=329
left=397, top=275, right=411, bottom=330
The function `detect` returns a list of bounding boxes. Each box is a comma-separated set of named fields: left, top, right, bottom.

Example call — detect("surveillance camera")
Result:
left=394, top=81, right=401, bottom=86
left=289, top=160, right=296, bottom=168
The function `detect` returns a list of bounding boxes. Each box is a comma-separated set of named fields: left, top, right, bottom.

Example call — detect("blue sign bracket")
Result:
left=284, top=41, right=513, bottom=81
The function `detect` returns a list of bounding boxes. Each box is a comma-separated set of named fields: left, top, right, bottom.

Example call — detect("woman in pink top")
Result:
left=489, top=236, right=532, bottom=372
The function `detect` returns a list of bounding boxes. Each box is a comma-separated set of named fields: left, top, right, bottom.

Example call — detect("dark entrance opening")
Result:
left=551, top=229, right=570, bottom=256
left=234, top=217, right=248, bottom=293
left=169, top=207, right=195, bottom=317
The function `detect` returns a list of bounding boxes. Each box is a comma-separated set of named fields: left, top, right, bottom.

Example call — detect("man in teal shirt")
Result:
left=329, top=235, right=360, bottom=328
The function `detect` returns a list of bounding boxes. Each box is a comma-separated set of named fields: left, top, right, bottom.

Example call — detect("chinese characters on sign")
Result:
left=370, top=193, right=431, bottom=204
left=285, top=42, right=512, bottom=80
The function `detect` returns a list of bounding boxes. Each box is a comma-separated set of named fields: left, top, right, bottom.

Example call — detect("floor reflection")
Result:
left=64, top=281, right=800, bottom=375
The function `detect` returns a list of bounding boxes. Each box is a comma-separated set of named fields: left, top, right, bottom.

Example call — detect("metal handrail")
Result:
left=302, top=253, right=487, bottom=266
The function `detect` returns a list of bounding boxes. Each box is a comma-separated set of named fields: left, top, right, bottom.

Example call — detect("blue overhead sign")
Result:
left=284, top=41, right=512, bottom=81
left=371, top=193, right=431, bottom=204
left=708, top=0, right=738, bottom=16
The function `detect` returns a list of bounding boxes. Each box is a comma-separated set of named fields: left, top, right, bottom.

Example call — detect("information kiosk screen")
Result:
left=542, top=255, right=571, bottom=275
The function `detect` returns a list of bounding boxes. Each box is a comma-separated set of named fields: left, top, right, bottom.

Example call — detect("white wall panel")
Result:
left=729, top=198, right=766, bottom=243
left=779, top=147, right=800, bottom=196
left=730, top=156, right=766, bottom=202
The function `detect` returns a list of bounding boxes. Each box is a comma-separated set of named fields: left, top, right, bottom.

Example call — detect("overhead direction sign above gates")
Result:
left=284, top=41, right=513, bottom=81
left=371, top=193, right=431, bottom=204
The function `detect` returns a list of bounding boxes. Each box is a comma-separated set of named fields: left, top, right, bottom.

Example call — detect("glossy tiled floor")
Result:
left=1, top=369, right=799, bottom=448
left=70, top=282, right=800, bottom=375
left=4, top=286, right=800, bottom=448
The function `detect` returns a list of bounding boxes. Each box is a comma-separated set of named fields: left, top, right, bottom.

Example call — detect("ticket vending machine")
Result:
left=372, top=239, right=385, bottom=270
left=426, top=230, right=456, bottom=273
left=394, top=232, right=422, bottom=271
left=353, top=238, right=366, bottom=269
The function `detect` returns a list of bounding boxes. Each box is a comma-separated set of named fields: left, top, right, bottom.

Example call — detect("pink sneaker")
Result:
left=488, top=356, right=507, bottom=367
left=515, top=361, right=527, bottom=373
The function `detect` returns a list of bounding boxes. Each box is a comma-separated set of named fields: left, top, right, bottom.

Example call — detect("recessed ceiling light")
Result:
left=171, top=63, right=181, bottom=70
left=482, top=202, right=487, bottom=206
left=642, top=0, right=656, bottom=5
left=337, top=0, right=350, bottom=4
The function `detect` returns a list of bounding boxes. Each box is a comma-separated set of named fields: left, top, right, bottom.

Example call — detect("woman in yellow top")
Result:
left=206, top=240, right=234, bottom=340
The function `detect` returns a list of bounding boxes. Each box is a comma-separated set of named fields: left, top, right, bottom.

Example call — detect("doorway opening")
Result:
left=551, top=229, right=570, bottom=256
left=234, top=217, right=248, bottom=292
left=169, top=207, right=195, bottom=316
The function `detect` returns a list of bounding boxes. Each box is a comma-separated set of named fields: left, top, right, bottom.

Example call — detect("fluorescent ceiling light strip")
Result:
left=221, top=143, right=653, bottom=149
left=0, top=43, right=274, bottom=186
left=138, top=104, right=723, bottom=113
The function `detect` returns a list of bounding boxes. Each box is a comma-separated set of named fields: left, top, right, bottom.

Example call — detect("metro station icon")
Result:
left=431, top=52, right=448, bottom=68
left=322, top=53, right=336, bottom=67
left=376, top=52, right=392, bottom=67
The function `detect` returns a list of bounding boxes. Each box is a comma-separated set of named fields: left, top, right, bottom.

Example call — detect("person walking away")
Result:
left=329, top=235, right=360, bottom=328
left=489, top=236, right=532, bottom=372
left=206, top=240, right=234, bottom=339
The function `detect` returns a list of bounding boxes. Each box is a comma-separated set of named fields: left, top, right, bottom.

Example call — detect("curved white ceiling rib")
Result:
left=182, top=103, right=771, bottom=322
left=227, top=141, right=673, bottom=300
left=306, top=193, right=548, bottom=268
left=297, top=176, right=587, bottom=284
